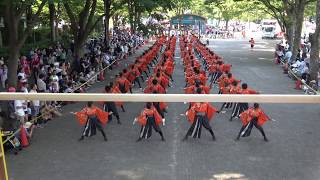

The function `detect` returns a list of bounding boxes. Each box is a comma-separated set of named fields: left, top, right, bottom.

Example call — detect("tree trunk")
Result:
left=104, top=0, right=111, bottom=44
left=55, top=1, right=62, bottom=40
left=7, top=21, right=20, bottom=88
left=128, top=0, right=135, bottom=33
left=73, top=37, right=85, bottom=72
left=4, top=3, right=20, bottom=88
left=134, top=11, right=141, bottom=32
left=309, top=34, right=319, bottom=83
left=74, top=38, right=85, bottom=60
left=0, top=30, right=3, bottom=48
left=225, top=19, right=229, bottom=31
left=292, top=2, right=305, bottom=62
left=309, top=0, right=320, bottom=83
left=105, top=15, right=110, bottom=43
left=7, top=47, right=19, bottom=87
left=49, top=0, right=56, bottom=42
left=285, top=24, right=294, bottom=50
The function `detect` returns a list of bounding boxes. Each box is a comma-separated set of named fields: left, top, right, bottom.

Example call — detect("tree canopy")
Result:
left=0, top=0, right=318, bottom=87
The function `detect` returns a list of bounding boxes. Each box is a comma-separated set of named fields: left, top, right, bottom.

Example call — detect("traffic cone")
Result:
left=283, top=63, right=288, bottom=74
left=20, top=125, right=29, bottom=147
left=295, top=79, right=302, bottom=90
left=274, top=57, right=279, bottom=64
left=99, top=71, right=105, bottom=81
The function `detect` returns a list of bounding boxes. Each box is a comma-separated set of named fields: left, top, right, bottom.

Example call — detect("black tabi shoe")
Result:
left=182, top=136, right=188, bottom=141
left=212, top=136, right=216, bottom=141
left=161, top=137, right=166, bottom=141
left=136, top=138, right=142, bottom=142
left=117, top=121, right=122, bottom=125
left=78, top=136, right=84, bottom=141
left=104, top=137, right=108, bottom=141
left=264, top=137, right=269, bottom=142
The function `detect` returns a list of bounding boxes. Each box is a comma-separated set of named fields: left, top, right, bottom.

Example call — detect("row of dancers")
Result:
left=72, top=35, right=271, bottom=142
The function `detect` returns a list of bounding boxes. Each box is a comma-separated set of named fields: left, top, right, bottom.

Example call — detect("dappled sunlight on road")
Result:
left=115, top=169, right=144, bottom=180
left=211, top=172, right=248, bottom=180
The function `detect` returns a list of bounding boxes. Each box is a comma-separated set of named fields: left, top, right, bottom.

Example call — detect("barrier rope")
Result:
left=286, top=64, right=319, bottom=95
left=1, top=42, right=152, bottom=145
left=200, top=38, right=318, bottom=94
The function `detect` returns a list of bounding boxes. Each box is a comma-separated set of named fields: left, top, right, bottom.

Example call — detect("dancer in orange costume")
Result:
left=133, top=102, right=165, bottom=142
left=73, top=102, right=110, bottom=141
left=183, top=88, right=217, bottom=141
left=236, top=103, right=270, bottom=142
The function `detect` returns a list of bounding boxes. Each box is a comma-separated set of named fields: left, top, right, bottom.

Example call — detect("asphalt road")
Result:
left=6, top=38, right=320, bottom=180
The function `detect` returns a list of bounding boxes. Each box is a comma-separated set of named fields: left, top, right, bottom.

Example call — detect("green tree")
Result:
left=255, top=0, right=316, bottom=61
left=205, top=0, right=246, bottom=30
left=170, top=0, right=193, bottom=16
left=2, top=0, right=47, bottom=87
left=49, top=0, right=56, bottom=42
left=63, top=0, right=104, bottom=59
left=127, top=0, right=173, bottom=33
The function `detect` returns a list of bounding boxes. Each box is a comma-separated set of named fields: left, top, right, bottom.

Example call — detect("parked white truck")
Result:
left=261, top=20, right=282, bottom=39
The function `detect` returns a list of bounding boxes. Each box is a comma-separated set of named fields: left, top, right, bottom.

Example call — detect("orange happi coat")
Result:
left=186, top=102, right=217, bottom=124
left=127, top=67, right=141, bottom=82
left=241, top=88, right=258, bottom=94
left=137, top=107, right=163, bottom=126
left=116, top=77, right=131, bottom=92
left=239, top=108, right=270, bottom=126
left=109, top=86, right=124, bottom=106
left=229, top=85, right=241, bottom=94
left=75, top=106, right=109, bottom=126
left=144, top=84, right=166, bottom=94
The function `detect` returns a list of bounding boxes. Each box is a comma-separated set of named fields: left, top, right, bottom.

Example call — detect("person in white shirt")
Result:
left=30, top=84, right=40, bottom=118
left=37, top=74, right=46, bottom=92
left=17, top=68, right=26, bottom=80
left=103, top=53, right=111, bottom=65
left=50, top=70, right=60, bottom=91
left=284, top=49, right=293, bottom=64
left=14, top=99, right=26, bottom=124
left=124, top=44, right=129, bottom=59
left=297, top=60, right=306, bottom=75
left=47, top=54, right=55, bottom=65
left=0, top=64, right=8, bottom=88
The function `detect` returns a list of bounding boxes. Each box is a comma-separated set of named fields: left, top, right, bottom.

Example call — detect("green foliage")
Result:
left=305, top=1, right=317, bottom=18
left=170, top=0, right=193, bottom=15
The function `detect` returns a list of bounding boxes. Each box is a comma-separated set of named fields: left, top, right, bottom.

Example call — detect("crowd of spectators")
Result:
left=0, top=29, right=145, bottom=154
left=275, top=39, right=320, bottom=94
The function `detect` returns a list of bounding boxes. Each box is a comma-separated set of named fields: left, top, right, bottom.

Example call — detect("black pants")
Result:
left=134, top=77, right=141, bottom=88
left=119, top=84, right=132, bottom=93
left=81, top=117, right=106, bottom=139
left=219, top=102, right=233, bottom=112
left=104, top=102, right=120, bottom=123
left=230, top=103, right=248, bottom=120
left=153, top=102, right=165, bottom=118
left=139, top=117, right=164, bottom=139
left=185, top=115, right=215, bottom=139
left=237, top=117, right=266, bottom=139
left=210, top=72, right=222, bottom=86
